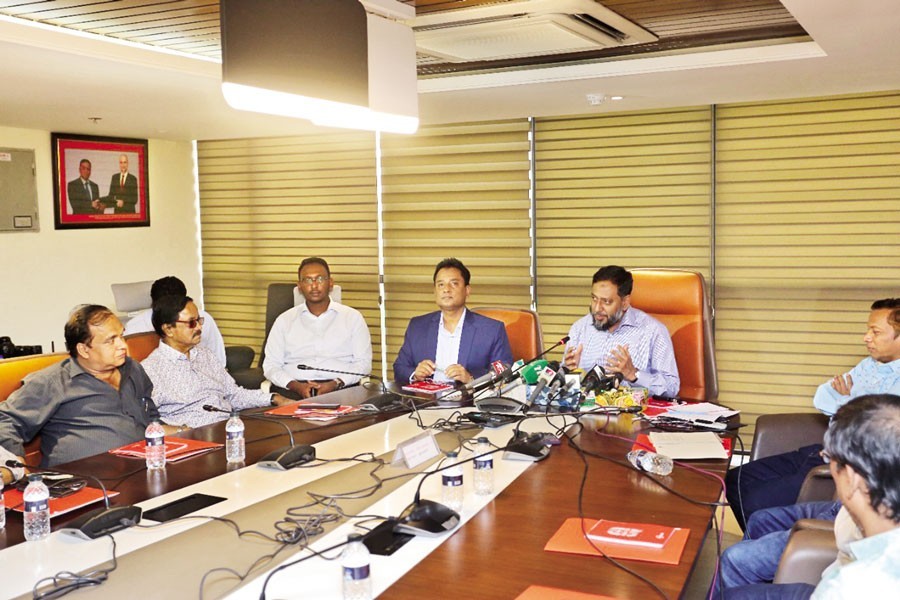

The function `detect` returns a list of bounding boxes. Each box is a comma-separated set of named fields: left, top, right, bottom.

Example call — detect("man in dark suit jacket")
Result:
left=107, top=154, right=139, bottom=214
left=393, top=258, right=513, bottom=383
left=66, top=159, right=102, bottom=214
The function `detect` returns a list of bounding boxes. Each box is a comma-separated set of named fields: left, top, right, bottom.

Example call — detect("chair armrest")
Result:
left=797, top=464, right=837, bottom=504
left=225, top=346, right=255, bottom=372
left=750, top=413, right=830, bottom=461
left=773, top=525, right=838, bottom=585
left=793, top=518, right=837, bottom=533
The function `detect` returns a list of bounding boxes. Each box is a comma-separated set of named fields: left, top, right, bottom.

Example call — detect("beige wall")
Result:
left=1, top=125, right=200, bottom=352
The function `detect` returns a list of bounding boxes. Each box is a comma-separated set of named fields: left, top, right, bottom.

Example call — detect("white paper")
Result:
left=648, top=431, right=729, bottom=460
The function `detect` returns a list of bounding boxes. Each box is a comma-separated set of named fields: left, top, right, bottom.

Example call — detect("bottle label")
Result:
left=343, top=564, right=370, bottom=581
left=25, top=498, right=49, bottom=513
left=474, top=457, right=493, bottom=470
left=226, top=431, right=243, bottom=441
left=443, top=474, right=463, bottom=487
left=146, top=435, right=164, bottom=447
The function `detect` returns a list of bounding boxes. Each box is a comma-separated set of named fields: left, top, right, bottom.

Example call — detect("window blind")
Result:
left=197, top=133, right=382, bottom=371
left=380, top=120, right=533, bottom=368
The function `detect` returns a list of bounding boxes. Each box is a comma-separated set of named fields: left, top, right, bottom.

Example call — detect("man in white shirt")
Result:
left=263, top=257, right=372, bottom=400
left=124, top=276, right=227, bottom=366
left=141, top=295, right=291, bottom=428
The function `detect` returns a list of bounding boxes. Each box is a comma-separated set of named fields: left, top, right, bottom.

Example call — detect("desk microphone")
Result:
left=6, top=459, right=142, bottom=540
left=296, top=364, right=406, bottom=411
left=295, top=364, right=384, bottom=386
left=202, top=405, right=315, bottom=470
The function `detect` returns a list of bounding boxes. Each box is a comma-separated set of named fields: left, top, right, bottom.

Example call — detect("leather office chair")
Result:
left=227, top=282, right=342, bottom=389
left=110, top=280, right=153, bottom=325
left=774, top=519, right=839, bottom=586
left=629, top=269, right=718, bottom=401
left=124, top=331, right=161, bottom=362
left=473, top=307, right=543, bottom=363
left=0, top=352, right=68, bottom=465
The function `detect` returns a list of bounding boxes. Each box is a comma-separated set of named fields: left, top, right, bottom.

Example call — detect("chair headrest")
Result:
left=110, top=281, right=154, bottom=313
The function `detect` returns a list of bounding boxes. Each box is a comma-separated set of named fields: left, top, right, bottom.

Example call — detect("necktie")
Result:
left=120, top=174, right=125, bottom=189
left=84, top=182, right=91, bottom=200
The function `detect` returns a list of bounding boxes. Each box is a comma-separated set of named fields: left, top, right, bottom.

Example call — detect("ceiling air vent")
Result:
left=410, top=0, right=657, bottom=64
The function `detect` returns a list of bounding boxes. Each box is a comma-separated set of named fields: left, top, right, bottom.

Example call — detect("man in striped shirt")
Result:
left=563, top=265, right=680, bottom=398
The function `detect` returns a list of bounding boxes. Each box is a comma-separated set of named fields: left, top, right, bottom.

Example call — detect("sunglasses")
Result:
left=175, top=317, right=205, bottom=329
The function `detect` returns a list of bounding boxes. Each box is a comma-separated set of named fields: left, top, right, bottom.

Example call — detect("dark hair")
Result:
left=150, top=276, right=187, bottom=302
left=79, top=159, right=91, bottom=169
left=871, top=299, right=900, bottom=337
left=65, top=305, right=115, bottom=357
left=298, top=257, right=330, bottom=278
left=824, top=393, right=900, bottom=523
left=151, top=295, right=193, bottom=337
left=592, top=265, right=633, bottom=297
left=433, top=258, right=470, bottom=286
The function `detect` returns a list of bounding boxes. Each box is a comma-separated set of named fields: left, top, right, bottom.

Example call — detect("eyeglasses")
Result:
left=819, top=449, right=832, bottom=464
left=175, top=317, right=204, bottom=329
left=300, top=276, right=329, bottom=285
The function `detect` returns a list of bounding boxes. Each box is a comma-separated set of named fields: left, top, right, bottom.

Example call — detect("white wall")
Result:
left=1, top=125, right=200, bottom=353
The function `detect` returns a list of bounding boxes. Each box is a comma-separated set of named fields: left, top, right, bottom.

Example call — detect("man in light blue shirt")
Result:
left=563, top=265, right=679, bottom=398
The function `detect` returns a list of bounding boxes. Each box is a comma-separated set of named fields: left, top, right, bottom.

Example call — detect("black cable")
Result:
left=257, top=539, right=350, bottom=600
left=32, top=535, right=118, bottom=599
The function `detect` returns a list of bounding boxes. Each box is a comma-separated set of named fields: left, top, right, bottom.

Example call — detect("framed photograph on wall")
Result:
left=51, top=133, right=149, bottom=229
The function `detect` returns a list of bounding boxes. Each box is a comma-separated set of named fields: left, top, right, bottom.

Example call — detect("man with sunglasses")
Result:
left=125, top=275, right=227, bottom=366
left=263, top=257, right=373, bottom=400
left=142, top=295, right=292, bottom=428
left=0, top=305, right=161, bottom=467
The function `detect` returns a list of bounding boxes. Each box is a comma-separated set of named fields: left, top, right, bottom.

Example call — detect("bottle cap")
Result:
left=477, top=436, right=489, bottom=444
left=28, top=473, right=42, bottom=482
left=446, top=450, right=458, bottom=458
left=347, top=533, right=363, bottom=542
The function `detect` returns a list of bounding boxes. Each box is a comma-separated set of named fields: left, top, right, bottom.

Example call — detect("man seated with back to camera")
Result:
left=263, top=257, right=373, bottom=400
left=563, top=265, right=680, bottom=398
left=140, top=295, right=292, bottom=429
left=0, top=304, right=165, bottom=467
left=723, top=393, right=900, bottom=599
left=393, top=258, right=513, bottom=384
left=124, top=275, right=227, bottom=366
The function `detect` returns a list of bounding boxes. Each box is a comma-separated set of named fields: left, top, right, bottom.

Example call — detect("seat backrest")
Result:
left=473, top=307, right=543, bottom=363
left=111, top=280, right=153, bottom=314
left=258, top=283, right=343, bottom=367
left=629, top=269, right=717, bottom=401
left=125, top=331, right=161, bottom=362
left=0, top=352, right=68, bottom=465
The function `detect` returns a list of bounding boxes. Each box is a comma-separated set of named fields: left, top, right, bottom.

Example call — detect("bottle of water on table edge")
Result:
left=145, top=420, right=166, bottom=470
left=23, top=473, right=50, bottom=541
left=626, top=449, right=674, bottom=476
left=225, top=409, right=245, bottom=463
left=442, top=450, right=464, bottom=512
left=473, top=436, right=494, bottom=495
left=341, top=533, right=372, bottom=600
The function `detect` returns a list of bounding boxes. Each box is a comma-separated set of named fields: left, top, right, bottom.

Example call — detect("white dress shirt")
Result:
left=432, top=309, right=466, bottom=383
left=262, top=300, right=372, bottom=389
left=125, top=307, right=226, bottom=367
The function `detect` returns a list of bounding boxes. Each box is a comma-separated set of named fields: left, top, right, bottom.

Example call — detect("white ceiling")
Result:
left=1, top=0, right=898, bottom=142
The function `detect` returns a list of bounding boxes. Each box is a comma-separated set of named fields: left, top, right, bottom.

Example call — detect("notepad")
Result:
left=647, top=431, right=729, bottom=460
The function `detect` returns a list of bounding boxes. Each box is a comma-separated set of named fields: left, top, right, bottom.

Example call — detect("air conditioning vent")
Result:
left=410, top=0, right=656, bottom=64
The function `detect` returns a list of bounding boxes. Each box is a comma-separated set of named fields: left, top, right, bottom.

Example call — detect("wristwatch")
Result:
left=334, top=378, right=346, bottom=390
left=629, top=370, right=640, bottom=383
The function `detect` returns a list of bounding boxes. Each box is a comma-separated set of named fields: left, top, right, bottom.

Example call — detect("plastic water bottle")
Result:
left=627, top=450, right=674, bottom=476
left=341, top=533, right=372, bottom=600
left=0, top=478, right=6, bottom=530
left=442, top=450, right=464, bottom=512
left=473, top=437, right=494, bottom=495
left=225, top=410, right=245, bottom=463
left=145, top=420, right=166, bottom=470
left=23, top=473, right=50, bottom=541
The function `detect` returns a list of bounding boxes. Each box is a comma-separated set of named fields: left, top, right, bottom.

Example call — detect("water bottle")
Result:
left=145, top=420, right=166, bottom=470
left=442, top=450, right=464, bottom=512
left=627, top=450, right=674, bottom=476
left=23, top=473, right=50, bottom=541
left=0, top=477, right=6, bottom=530
left=473, top=437, right=494, bottom=495
left=341, top=533, right=372, bottom=600
left=225, top=410, right=245, bottom=463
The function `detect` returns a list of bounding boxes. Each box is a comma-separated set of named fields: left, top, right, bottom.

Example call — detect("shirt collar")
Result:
left=298, top=299, right=336, bottom=316
left=848, top=526, right=900, bottom=561
left=439, top=308, right=467, bottom=334
left=157, top=341, right=192, bottom=362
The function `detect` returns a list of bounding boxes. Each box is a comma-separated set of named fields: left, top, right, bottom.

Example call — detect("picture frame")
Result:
left=51, top=133, right=149, bottom=229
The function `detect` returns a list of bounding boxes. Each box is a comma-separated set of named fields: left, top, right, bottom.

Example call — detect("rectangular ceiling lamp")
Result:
left=221, top=0, right=418, bottom=134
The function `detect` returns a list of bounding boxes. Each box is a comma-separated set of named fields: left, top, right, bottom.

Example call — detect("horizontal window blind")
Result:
left=197, top=133, right=382, bottom=371
left=715, top=91, right=900, bottom=441
left=380, top=120, right=532, bottom=367
left=534, top=108, right=713, bottom=346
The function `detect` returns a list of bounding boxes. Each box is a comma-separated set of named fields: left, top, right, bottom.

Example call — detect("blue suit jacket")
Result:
left=393, top=310, right=513, bottom=383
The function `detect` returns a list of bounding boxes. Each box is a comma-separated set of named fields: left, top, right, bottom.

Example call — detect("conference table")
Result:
left=0, top=386, right=730, bottom=599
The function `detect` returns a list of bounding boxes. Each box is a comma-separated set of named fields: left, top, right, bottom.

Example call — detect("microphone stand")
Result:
left=202, top=405, right=315, bottom=470
left=6, top=459, right=142, bottom=540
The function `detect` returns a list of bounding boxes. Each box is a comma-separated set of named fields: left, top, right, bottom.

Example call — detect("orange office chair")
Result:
left=473, top=307, right=543, bottom=363
left=125, top=331, right=161, bottom=362
left=629, top=269, right=717, bottom=402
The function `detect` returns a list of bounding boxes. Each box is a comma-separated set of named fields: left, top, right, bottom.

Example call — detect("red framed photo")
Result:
left=51, top=133, right=149, bottom=229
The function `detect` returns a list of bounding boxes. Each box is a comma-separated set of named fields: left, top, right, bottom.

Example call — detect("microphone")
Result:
left=6, top=459, right=141, bottom=540
left=295, top=364, right=384, bottom=385
left=201, top=405, right=315, bottom=470
left=296, top=364, right=403, bottom=411
left=526, top=362, right=565, bottom=409
left=580, top=365, right=623, bottom=400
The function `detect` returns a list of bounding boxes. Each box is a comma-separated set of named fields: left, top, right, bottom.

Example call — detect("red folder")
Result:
left=3, top=486, right=118, bottom=518
left=515, top=585, right=616, bottom=600
left=109, top=437, right=222, bottom=462
left=545, top=517, right=690, bottom=565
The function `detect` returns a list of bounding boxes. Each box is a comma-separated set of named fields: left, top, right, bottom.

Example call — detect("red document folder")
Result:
left=515, top=585, right=616, bottom=600
left=3, top=486, right=118, bottom=518
left=109, top=438, right=222, bottom=462
left=631, top=433, right=732, bottom=457
left=545, top=517, right=690, bottom=565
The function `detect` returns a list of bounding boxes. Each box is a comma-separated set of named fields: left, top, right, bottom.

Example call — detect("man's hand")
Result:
left=444, top=364, right=473, bottom=384
left=271, top=393, right=293, bottom=406
left=116, top=199, right=124, bottom=208
left=606, top=344, right=638, bottom=382
left=91, top=199, right=103, bottom=210
left=563, top=343, right=583, bottom=370
left=413, top=360, right=437, bottom=381
left=1, top=454, right=25, bottom=485
left=162, top=424, right=189, bottom=435
left=288, top=380, right=318, bottom=399
left=309, top=380, right=340, bottom=396
left=830, top=373, right=853, bottom=396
